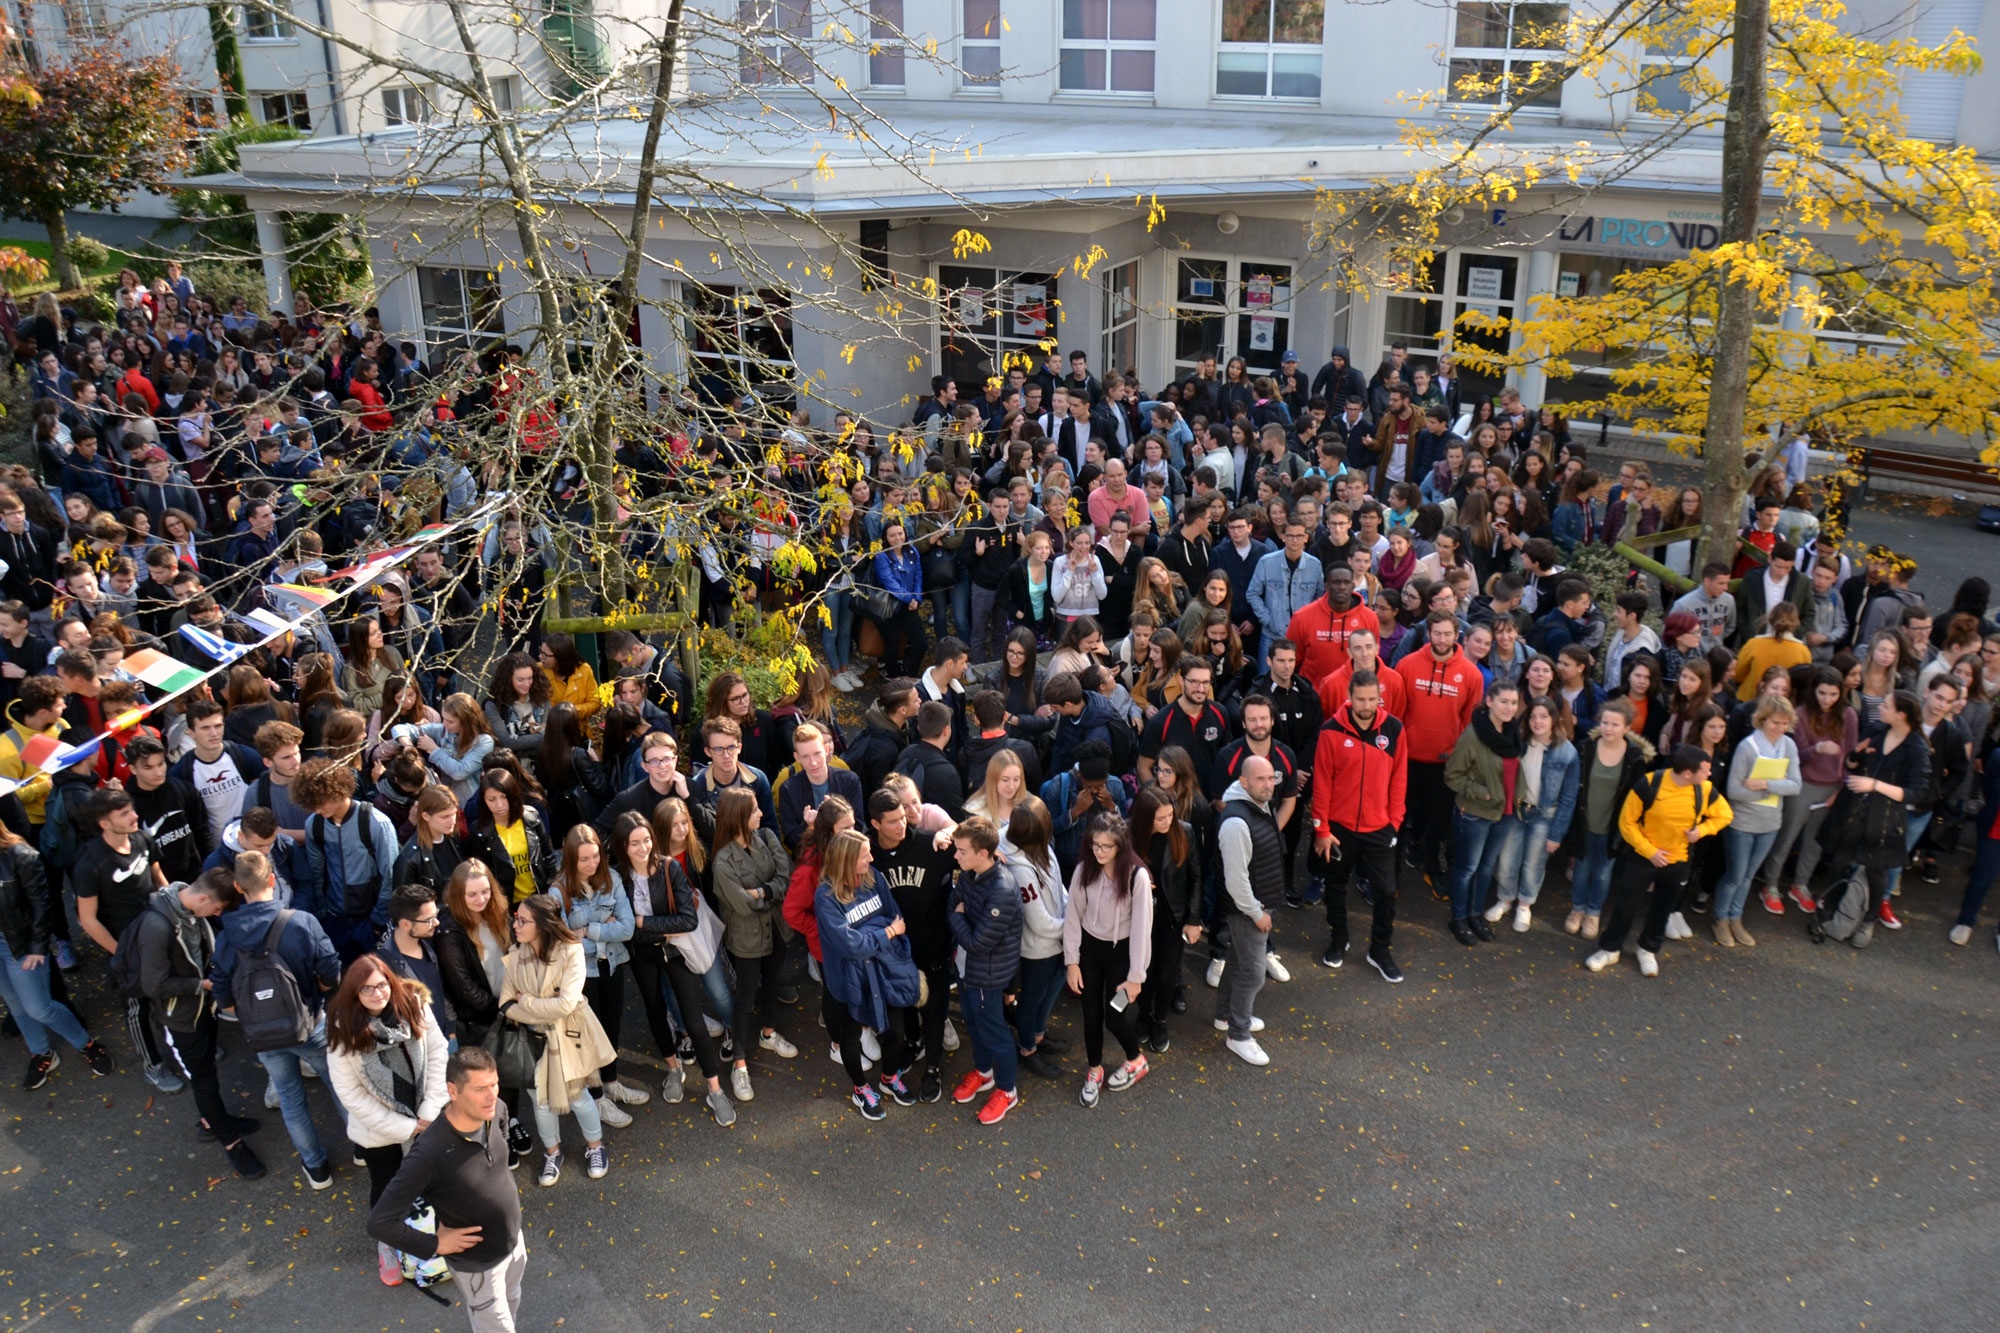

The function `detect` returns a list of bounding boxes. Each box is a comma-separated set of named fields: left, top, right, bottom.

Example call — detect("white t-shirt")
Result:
left=190, top=751, right=249, bottom=845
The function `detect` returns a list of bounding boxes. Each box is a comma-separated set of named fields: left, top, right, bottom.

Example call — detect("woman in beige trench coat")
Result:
left=501, top=895, right=619, bottom=1188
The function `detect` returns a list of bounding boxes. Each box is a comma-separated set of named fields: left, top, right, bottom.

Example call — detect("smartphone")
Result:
left=1109, top=989, right=1130, bottom=1013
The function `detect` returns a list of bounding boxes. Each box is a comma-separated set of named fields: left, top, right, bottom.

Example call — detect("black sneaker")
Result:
left=1469, top=916, right=1496, bottom=942
left=81, top=1039, right=114, bottom=1077
left=918, top=1068, right=942, bottom=1103
left=1170, top=987, right=1188, bottom=1014
left=302, top=1160, right=333, bottom=1191
left=1920, top=857, right=1941, bottom=885
left=1367, top=948, right=1404, bottom=984
left=1145, top=1021, right=1171, bottom=1054
left=1018, top=1050, right=1064, bottom=1080
left=1037, top=1033, right=1071, bottom=1056
left=850, top=1084, right=886, bottom=1121
left=775, top=982, right=800, bottom=1005
left=880, top=1070, right=916, bottom=1106
left=1320, top=939, right=1348, bottom=970
left=1284, top=893, right=1303, bottom=909
left=225, top=1139, right=266, bottom=1179
left=1449, top=918, right=1480, bottom=947
left=508, top=1118, right=534, bottom=1157
left=24, top=1050, right=55, bottom=1090
left=198, top=1114, right=262, bottom=1143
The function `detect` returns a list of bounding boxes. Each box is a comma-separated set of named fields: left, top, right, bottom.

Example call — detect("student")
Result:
left=1443, top=682, right=1524, bottom=946
left=1586, top=745, right=1734, bottom=977
left=1311, top=671, right=1409, bottom=982
left=0, top=824, right=115, bottom=1091
left=170, top=698, right=267, bottom=848
left=946, top=815, right=1025, bottom=1125
left=1485, top=697, right=1580, bottom=933
left=892, top=701, right=965, bottom=819
left=709, top=788, right=800, bottom=1102
left=297, top=757, right=402, bottom=963
left=550, top=825, right=652, bottom=1125
left=1714, top=696, right=1802, bottom=946
left=1214, top=756, right=1284, bottom=1064
left=814, top=828, right=920, bottom=1120
left=1063, top=811, right=1152, bottom=1104
left=1130, top=786, right=1199, bottom=1050
left=866, top=789, right=955, bottom=1102
left=499, top=894, right=617, bottom=1185
left=1816, top=689, right=1930, bottom=949
left=124, top=734, right=211, bottom=887
left=71, top=788, right=174, bottom=1087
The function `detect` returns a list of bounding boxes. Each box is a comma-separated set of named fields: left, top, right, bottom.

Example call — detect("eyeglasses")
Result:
left=708, top=742, right=740, bottom=755
left=729, top=692, right=751, bottom=705
left=358, top=980, right=392, bottom=995
left=412, top=914, right=440, bottom=926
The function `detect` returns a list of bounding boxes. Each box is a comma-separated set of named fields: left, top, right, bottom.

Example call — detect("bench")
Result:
left=1855, top=445, right=2000, bottom=507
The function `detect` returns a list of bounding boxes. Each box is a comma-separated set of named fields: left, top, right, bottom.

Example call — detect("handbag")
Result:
left=667, top=896, right=727, bottom=974
left=854, top=583, right=900, bottom=621
left=481, top=1015, right=545, bottom=1089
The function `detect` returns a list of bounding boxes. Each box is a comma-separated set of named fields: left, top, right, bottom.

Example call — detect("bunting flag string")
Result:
left=0, top=495, right=511, bottom=798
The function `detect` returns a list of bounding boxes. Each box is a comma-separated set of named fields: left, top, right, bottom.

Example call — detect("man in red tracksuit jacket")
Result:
left=1286, top=567, right=1378, bottom=686
left=1312, top=671, right=1408, bottom=983
left=1394, top=611, right=1484, bottom=887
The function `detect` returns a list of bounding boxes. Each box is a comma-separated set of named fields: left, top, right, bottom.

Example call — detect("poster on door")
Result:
left=958, top=288, right=987, bottom=325
left=1011, top=283, right=1048, bottom=338
left=1246, top=275, right=1274, bottom=309
left=1248, top=316, right=1276, bottom=351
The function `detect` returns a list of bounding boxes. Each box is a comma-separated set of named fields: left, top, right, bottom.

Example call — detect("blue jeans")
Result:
left=959, top=983, right=1017, bottom=1094
left=1715, top=826, right=1780, bottom=921
left=1012, top=954, right=1065, bottom=1050
left=951, top=569, right=972, bottom=642
left=1881, top=811, right=1932, bottom=899
left=258, top=1019, right=343, bottom=1171
left=1956, top=834, right=2000, bottom=928
left=532, top=1079, right=604, bottom=1149
left=1572, top=832, right=1617, bottom=915
left=0, top=933, right=90, bottom=1056
left=1447, top=810, right=1509, bottom=920
left=821, top=589, right=853, bottom=671
left=1495, top=816, right=1557, bottom=905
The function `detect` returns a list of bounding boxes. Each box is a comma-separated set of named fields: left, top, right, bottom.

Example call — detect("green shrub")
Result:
left=182, top=260, right=269, bottom=316
left=65, top=235, right=110, bottom=273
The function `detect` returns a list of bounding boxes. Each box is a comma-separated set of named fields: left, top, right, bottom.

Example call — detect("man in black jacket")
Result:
left=1310, top=347, right=1367, bottom=410
left=369, top=1049, right=526, bottom=1327
left=868, top=789, right=956, bottom=1104
left=893, top=702, right=965, bottom=819
left=1248, top=640, right=1324, bottom=905
left=963, top=495, right=1022, bottom=663
left=848, top=679, right=918, bottom=799
left=0, top=498, right=55, bottom=621
left=127, top=735, right=213, bottom=886
left=946, top=815, right=1023, bottom=1125
left=961, top=690, right=1041, bottom=794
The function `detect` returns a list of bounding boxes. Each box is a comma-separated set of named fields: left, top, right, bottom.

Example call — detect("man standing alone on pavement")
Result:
left=1215, top=756, right=1284, bottom=1067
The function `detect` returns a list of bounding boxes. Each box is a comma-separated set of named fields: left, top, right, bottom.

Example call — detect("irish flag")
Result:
left=124, top=648, right=207, bottom=695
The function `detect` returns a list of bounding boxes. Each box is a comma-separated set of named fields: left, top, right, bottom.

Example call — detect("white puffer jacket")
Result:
left=327, top=1006, right=450, bottom=1149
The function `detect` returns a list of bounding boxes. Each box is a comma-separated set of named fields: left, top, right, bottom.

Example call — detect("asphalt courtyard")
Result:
left=5, top=855, right=1999, bottom=1332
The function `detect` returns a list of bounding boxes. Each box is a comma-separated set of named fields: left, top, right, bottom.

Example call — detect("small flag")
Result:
left=123, top=648, right=207, bottom=695
left=179, top=624, right=253, bottom=665
left=266, top=583, right=341, bottom=617
left=44, top=736, right=100, bottom=774
left=17, top=733, right=64, bottom=771
left=246, top=609, right=294, bottom=636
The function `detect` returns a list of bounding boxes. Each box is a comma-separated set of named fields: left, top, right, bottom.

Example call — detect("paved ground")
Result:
left=5, top=853, right=1999, bottom=1331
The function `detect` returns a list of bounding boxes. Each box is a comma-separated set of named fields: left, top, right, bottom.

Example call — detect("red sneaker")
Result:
left=1879, top=900, right=1903, bottom=930
left=951, top=1069, right=994, bottom=1104
left=975, top=1088, right=1019, bottom=1125
left=1760, top=888, right=1785, bottom=916
left=1786, top=886, right=1817, bottom=914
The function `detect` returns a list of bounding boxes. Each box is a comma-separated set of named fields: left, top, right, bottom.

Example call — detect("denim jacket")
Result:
left=562, top=880, right=634, bottom=977
left=1521, top=739, right=1580, bottom=843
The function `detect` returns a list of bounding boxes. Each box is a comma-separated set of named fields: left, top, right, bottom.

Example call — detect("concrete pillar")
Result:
left=1512, top=247, right=1560, bottom=404
left=255, top=210, right=293, bottom=315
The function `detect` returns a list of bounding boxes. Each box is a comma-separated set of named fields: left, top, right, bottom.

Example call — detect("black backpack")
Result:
left=1104, top=716, right=1140, bottom=780
left=310, top=812, right=384, bottom=919
left=107, top=901, right=168, bottom=995
left=230, top=909, right=315, bottom=1052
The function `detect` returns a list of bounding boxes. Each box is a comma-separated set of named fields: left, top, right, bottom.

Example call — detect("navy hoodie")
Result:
left=210, top=897, right=343, bottom=1018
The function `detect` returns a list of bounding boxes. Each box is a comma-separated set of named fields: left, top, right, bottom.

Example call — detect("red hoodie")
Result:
left=1318, top=659, right=1407, bottom=721
left=1312, top=705, right=1408, bottom=835
left=1286, top=595, right=1379, bottom=685
left=1395, top=646, right=1484, bottom=763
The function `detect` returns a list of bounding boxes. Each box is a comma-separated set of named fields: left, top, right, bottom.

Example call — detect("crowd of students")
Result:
left=5, top=284, right=1998, bottom=1306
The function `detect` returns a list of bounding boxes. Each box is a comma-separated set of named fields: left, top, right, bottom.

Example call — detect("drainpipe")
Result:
left=315, top=0, right=346, bottom=135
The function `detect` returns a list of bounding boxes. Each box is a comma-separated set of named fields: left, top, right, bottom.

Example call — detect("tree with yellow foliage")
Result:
left=1313, top=0, right=2000, bottom=559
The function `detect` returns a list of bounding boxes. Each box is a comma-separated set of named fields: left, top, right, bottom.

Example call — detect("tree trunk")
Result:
left=1698, top=0, right=1774, bottom=562
left=43, top=209, right=77, bottom=290
left=208, top=2, right=248, bottom=121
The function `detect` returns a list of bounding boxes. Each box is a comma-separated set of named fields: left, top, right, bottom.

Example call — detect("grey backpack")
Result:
left=1811, top=875, right=1870, bottom=943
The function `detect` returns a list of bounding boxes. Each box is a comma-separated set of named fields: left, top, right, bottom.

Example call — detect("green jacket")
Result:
left=1444, top=723, right=1510, bottom=823
left=710, top=827, right=792, bottom=959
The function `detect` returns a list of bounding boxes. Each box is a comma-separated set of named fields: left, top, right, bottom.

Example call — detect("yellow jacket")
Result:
left=544, top=662, right=601, bottom=721
left=1732, top=635, right=1812, bottom=702
left=0, top=714, right=59, bottom=824
left=1619, top=774, right=1732, bottom=865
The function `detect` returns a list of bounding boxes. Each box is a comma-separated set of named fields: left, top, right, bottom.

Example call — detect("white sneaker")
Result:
left=594, top=1093, right=633, bottom=1129
left=829, top=1043, right=873, bottom=1072
left=660, top=1064, right=685, bottom=1104
left=1264, top=952, right=1291, bottom=982
left=1482, top=900, right=1512, bottom=924
left=1636, top=948, right=1660, bottom=978
left=1950, top=924, right=1972, bottom=946
left=1213, top=1016, right=1265, bottom=1033
left=731, top=1066, right=755, bottom=1102
left=941, top=1019, right=960, bottom=1053
left=1665, top=912, right=1693, bottom=941
left=1226, top=1036, right=1270, bottom=1066
left=603, top=1079, right=651, bottom=1106
left=1584, top=949, right=1620, bottom=973
left=263, top=1083, right=281, bottom=1110
left=1205, top=957, right=1226, bottom=988
left=860, top=1028, right=882, bottom=1062
left=758, top=1030, right=799, bottom=1058
left=1513, top=904, right=1532, bottom=933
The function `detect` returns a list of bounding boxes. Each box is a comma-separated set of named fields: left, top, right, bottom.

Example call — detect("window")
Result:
left=1447, top=2, right=1568, bottom=108
left=1172, top=257, right=1292, bottom=379
left=61, top=0, right=108, bottom=36
left=182, top=92, right=221, bottom=143
left=936, top=265, right=1058, bottom=394
left=869, top=0, right=905, bottom=87
left=382, top=85, right=434, bottom=126
left=1100, top=260, right=1140, bottom=377
left=1217, top=0, right=1322, bottom=99
left=686, top=284, right=795, bottom=402
left=1382, top=252, right=1446, bottom=367
left=488, top=75, right=518, bottom=112
left=242, top=0, right=294, bottom=40
left=962, top=0, right=1001, bottom=87
left=258, top=92, right=312, bottom=130
left=740, top=0, right=811, bottom=84
left=418, top=268, right=504, bottom=359
left=1060, top=0, right=1154, bottom=93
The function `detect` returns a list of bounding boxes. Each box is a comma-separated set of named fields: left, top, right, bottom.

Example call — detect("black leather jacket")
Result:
left=0, top=842, right=54, bottom=957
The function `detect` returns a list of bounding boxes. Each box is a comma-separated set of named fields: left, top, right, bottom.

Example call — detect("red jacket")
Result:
left=1312, top=705, right=1407, bottom=835
left=351, top=381, right=392, bottom=433
left=783, top=850, right=825, bottom=960
left=1318, top=659, right=1407, bottom=721
left=1394, top=646, right=1484, bottom=763
left=1287, top=596, right=1379, bottom=685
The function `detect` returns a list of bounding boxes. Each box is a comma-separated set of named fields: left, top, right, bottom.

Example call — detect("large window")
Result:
left=258, top=91, right=312, bottom=130
left=242, top=0, right=293, bottom=39
left=1060, top=0, right=1155, bottom=93
left=1217, top=0, right=1322, bottom=99
left=1447, top=2, right=1568, bottom=107
left=869, top=0, right=905, bottom=87
left=686, top=285, right=795, bottom=403
left=936, top=265, right=1059, bottom=394
left=1101, top=259, right=1140, bottom=377
left=1172, top=257, right=1292, bottom=380
left=740, top=0, right=811, bottom=83
left=417, top=267, right=504, bottom=360
left=962, top=0, right=1001, bottom=87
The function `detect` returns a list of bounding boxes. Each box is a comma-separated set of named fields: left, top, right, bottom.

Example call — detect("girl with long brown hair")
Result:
left=710, top=786, right=799, bottom=1101
left=1130, top=785, right=1195, bottom=1056
left=1063, top=811, right=1153, bottom=1107
left=813, top=828, right=917, bottom=1119
left=553, top=824, right=650, bottom=1122
left=501, top=894, right=616, bottom=1184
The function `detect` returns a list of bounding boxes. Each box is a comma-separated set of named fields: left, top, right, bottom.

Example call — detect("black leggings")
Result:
left=663, top=955, right=724, bottom=1080
left=727, top=950, right=784, bottom=1056
left=623, top=948, right=682, bottom=1058
left=360, top=1142, right=404, bottom=1208
left=823, top=991, right=912, bottom=1088
left=582, top=966, right=626, bottom=1085
left=881, top=606, right=927, bottom=676
left=900, top=959, right=953, bottom=1071
left=1077, top=932, right=1141, bottom=1068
